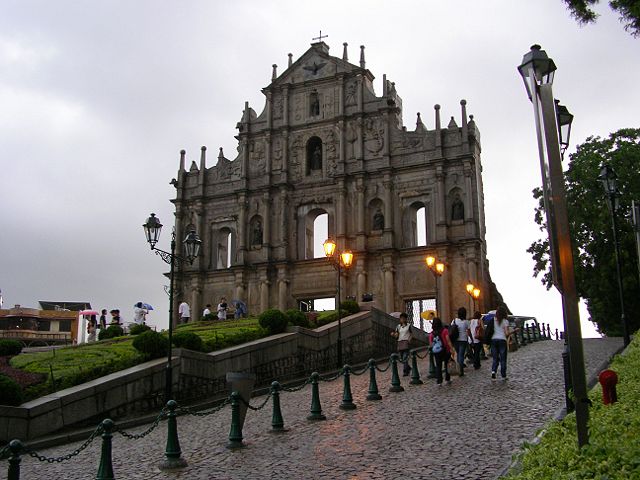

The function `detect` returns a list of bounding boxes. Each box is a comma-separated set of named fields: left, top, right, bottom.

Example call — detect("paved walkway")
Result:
left=13, top=338, right=622, bottom=480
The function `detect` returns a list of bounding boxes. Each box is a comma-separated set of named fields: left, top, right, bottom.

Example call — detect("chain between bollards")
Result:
left=227, top=391, right=245, bottom=449
left=409, top=351, right=423, bottom=385
left=339, top=365, right=356, bottom=410
left=307, top=372, right=327, bottom=420
left=96, top=419, right=115, bottom=480
left=270, top=381, right=286, bottom=432
left=159, top=399, right=187, bottom=469
left=389, top=353, right=404, bottom=392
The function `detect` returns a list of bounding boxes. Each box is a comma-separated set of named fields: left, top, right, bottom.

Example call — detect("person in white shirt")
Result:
left=178, top=301, right=190, bottom=324
left=203, top=304, right=212, bottom=318
left=133, top=302, right=147, bottom=325
left=391, top=313, right=413, bottom=376
left=468, top=310, right=484, bottom=369
left=490, top=306, right=511, bottom=380
left=217, top=297, right=228, bottom=321
left=451, top=307, right=471, bottom=376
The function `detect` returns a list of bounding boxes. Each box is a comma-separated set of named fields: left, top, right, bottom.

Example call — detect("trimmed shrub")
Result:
left=258, top=309, right=288, bottom=335
left=285, top=309, right=310, bottom=328
left=132, top=331, right=169, bottom=359
left=341, top=300, right=360, bottom=315
left=202, top=313, right=216, bottom=322
left=0, top=339, right=23, bottom=356
left=316, top=311, right=338, bottom=327
left=128, top=324, right=151, bottom=336
left=172, top=331, right=203, bottom=351
left=0, top=374, right=23, bottom=406
left=98, top=325, right=125, bottom=341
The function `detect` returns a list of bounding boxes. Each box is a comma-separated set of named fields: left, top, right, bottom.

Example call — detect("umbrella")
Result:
left=231, top=300, right=247, bottom=315
left=389, top=311, right=402, bottom=318
left=420, top=310, right=437, bottom=320
left=133, top=303, right=154, bottom=310
left=79, top=309, right=99, bottom=316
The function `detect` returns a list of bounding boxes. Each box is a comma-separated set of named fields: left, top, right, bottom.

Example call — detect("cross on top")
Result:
left=312, top=30, right=328, bottom=43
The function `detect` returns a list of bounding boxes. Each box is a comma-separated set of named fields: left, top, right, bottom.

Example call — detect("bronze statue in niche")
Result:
left=373, top=209, right=385, bottom=230
left=310, top=90, right=320, bottom=116
left=251, top=219, right=263, bottom=246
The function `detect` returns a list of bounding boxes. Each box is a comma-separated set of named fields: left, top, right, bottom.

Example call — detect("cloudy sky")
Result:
left=1, top=1, right=637, bottom=336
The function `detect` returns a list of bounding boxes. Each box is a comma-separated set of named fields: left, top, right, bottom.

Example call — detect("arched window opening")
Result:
left=306, top=136, right=323, bottom=174
left=313, top=213, right=328, bottom=258
left=216, top=227, right=234, bottom=269
left=226, top=231, right=232, bottom=268
left=416, top=206, right=427, bottom=246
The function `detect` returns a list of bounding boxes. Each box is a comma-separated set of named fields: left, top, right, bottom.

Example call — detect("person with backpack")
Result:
left=469, top=310, right=484, bottom=369
left=429, top=317, right=456, bottom=386
left=391, top=313, right=412, bottom=376
left=489, top=306, right=511, bottom=380
left=450, top=307, right=470, bottom=376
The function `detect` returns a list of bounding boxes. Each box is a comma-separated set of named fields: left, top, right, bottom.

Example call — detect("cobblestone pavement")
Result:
left=13, top=338, right=622, bottom=480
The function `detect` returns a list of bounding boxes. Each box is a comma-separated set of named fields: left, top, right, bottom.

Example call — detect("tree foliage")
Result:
left=563, top=0, right=640, bottom=37
left=527, top=128, right=640, bottom=335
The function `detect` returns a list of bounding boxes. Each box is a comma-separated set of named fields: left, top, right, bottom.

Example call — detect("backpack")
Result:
left=483, top=319, right=495, bottom=345
left=474, top=320, right=484, bottom=342
left=449, top=321, right=459, bottom=342
left=432, top=333, right=444, bottom=354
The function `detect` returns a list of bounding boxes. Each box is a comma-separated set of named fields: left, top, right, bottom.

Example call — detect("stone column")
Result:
left=356, top=176, right=366, bottom=251
left=190, top=283, right=201, bottom=324
left=263, top=193, right=271, bottom=250
left=277, top=266, right=289, bottom=311
left=234, top=272, right=246, bottom=304
left=383, top=173, right=393, bottom=246
left=259, top=269, right=270, bottom=313
left=337, top=178, right=346, bottom=240
left=356, top=261, right=367, bottom=303
left=436, top=168, right=446, bottom=242
left=237, top=192, right=247, bottom=263
left=382, top=262, right=395, bottom=312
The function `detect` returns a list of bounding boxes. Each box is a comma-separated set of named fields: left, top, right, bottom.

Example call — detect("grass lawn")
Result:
left=9, top=318, right=266, bottom=401
left=504, top=336, right=640, bottom=479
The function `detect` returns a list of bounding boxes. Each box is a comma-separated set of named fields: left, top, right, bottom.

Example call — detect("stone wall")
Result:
left=0, top=309, right=425, bottom=442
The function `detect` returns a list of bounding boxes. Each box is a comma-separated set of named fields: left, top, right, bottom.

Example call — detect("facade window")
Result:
left=59, top=320, right=72, bottom=332
left=304, top=210, right=328, bottom=259
left=306, top=137, right=323, bottom=173
left=416, top=206, right=427, bottom=246
left=38, top=320, right=51, bottom=331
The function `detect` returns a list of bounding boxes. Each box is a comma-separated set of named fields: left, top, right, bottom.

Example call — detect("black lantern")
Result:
left=517, top=44, right=557, bottom=100
left=598, top=164, right=618, bottom=197
left=143, top=213, right=163, bottom=247
left=183, top=230, right=202, bottom=262
left=555, top=101, right=573, bottom=156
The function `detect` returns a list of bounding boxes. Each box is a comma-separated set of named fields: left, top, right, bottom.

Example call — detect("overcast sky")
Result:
left=1, top=1, right=638, bottom=336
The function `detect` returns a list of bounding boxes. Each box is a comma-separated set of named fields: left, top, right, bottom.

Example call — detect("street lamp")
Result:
left=323, top=238, right=354, bottom=369
left=425, top=256, right=445, bottom=316
left=598, top=164, right=630, bottom=347
left=518, top=44, right=589, bottom=447
left=143, top=213, right=201, bottom=401
left=465, top=283, right=481, bottom=312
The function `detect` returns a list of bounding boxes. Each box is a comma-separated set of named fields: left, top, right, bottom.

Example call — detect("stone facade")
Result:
left=171, top=41, right=502, bottom=321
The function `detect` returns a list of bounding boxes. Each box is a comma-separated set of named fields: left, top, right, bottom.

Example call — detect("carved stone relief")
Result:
left=249, top=140, right=265, bottom=174
left=364, top=117, right=384, bottom=154
left=345, top=81, right=357, bottom=106
left=346, top=121, right=358, bottom=159
left=289, top=135, right=303, bottom=180
left=325, top=128, right=338, bottom=175
left=272, top=138, right=283, bottom=171
left=273, top=97, right=283, bottom=119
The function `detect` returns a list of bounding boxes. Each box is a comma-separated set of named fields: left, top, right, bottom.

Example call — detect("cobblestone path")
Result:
left=14, top=338, right=622, bottom=480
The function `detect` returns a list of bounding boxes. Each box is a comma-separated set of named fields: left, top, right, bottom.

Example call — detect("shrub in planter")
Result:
left=172, top=331, right=203, bottom=351
left=202, top=313, right=216, bottom=322
left=0, top=374, right=23, bottom=406
left=340, top=300, right=360, bottom=315
left=285, top=309, right=310, bottom=328
left=258, top=309, right=288, bottom=334
left=316, top=311, right=338, bottom=327
left=0, top=339, right=23, bottom=356
left=98, top=325, right=125, bottom=340
left=132, top=331, right=169, bottom=359
left=129, top=324, right=151, bottom=336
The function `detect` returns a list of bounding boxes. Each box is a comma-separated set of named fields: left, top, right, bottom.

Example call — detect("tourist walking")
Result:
left=109, top=309, right=121, bottom=325
left=133, top=302, right=147, bottom=325
left=488, top=306, right=511, bottom=380
left=451, top=307, right=470, bottom=376
left=469, top=310, right=484, bottom=369
left=86, top=315, right=97, bottom=342
left=203, top=304, right=212, bottom=318
left=217, top=297, right=228, bottom=321
left=99, top=309, right=107, bottom=330
left=429, top=317, right=455, bottom=385
left=178, top=300, right=190, bottom=324
left=391, top=312, right=412, bottom=376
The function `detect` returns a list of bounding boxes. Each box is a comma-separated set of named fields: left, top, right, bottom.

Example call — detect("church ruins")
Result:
left=171, top=40, right=504, bottom=324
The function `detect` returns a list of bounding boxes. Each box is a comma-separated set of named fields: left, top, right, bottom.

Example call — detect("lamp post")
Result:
left=518, top=44, right=589, bottom=447
left=465, top=283, right=481, bottom=312
left=598, top=164, right=631, bottom=347
left=425, top=256, right=445, bottom=316
left=143, top=213, right=201, bottom=401
left=323, top=238, right=354, bottom=369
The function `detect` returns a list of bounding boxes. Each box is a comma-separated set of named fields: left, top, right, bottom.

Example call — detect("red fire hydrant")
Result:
left=598, top=369, right=618, bottom=405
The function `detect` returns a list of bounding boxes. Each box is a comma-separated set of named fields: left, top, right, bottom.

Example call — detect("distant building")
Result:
left=0, top=304, right=81, bottom=346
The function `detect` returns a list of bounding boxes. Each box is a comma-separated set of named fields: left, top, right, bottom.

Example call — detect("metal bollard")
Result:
left=307, top=372, right=326, bottom=421
left=366, top=358, right=382, bottom=400
left=7, top=439, right=23, bottom=480
left=555, top=328, right=559, bottom=340
left=520, top=325, right=527, bottom=345
left=159, top=400, right=187, bottom=469
left=96, top=419, right=115, bottom=480
left=389, top=353, right=404, bottom=393
left=547, top=324, right=552, bottom=339
left=526, top=325, right=532, bottom=343
left=339, top=365, right=356, bottom=410
left=227, top=391, right=245, bottom=449
left=409, top=351, right=423, bottom=385
left=599, top=370, right=619, bottom=405
left=270, top=381, right=285, bottom=432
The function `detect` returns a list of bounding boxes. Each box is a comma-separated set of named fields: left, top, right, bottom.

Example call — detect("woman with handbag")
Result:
left=490, top=306, right=511, bottom=380
left=429, top=317, right=456, bottom=385
left=391, top=313, right=412, bottom=376
left=469, top=310, right=484, bottom=369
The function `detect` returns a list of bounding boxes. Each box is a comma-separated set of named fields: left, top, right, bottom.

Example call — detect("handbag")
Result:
left=397, top=339, right=410, bottom=351
left=447, top=357, right=460, bottom=376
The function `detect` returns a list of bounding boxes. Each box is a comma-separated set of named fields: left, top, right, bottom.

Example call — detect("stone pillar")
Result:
left=259, top=269, right=270, bottom=313
left=461, top=99, right=469, bottom=154
left=383, top=173, right=393, bottom=246
left=263, top=192, right=271, bottom=250
left=464, top=169, right=474, bottom=237
left=436, top=168, right=446, bottom=242
left=266, top=91, right=272, bottom=130
left=237, top=192, right=247, bottom=263
left=382, top=261, right=395, bottom=313
left=356, top=176, right=366, bottom=251
left=356, top=261, right=367, bottom=303
left=337, top=178, right=346, bottom=240
left=283, top=86, right=289, bottom=127
left=277, top=265, right=288, bottom=311
left=190, top=284, right=201, bottom=323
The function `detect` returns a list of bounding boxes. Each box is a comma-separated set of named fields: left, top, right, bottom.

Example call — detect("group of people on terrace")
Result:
left=393, top=306, right=512, bottom=385
left=177, top=297, right=248, bottom=324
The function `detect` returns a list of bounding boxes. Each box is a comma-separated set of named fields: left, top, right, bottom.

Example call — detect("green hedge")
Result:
left=285, top=309, right=310, bottom=328
left=0, top=374, right=23, bottom=406
left=98, top=324, right=124, bottom=340
left=505, top=337, right=640, bottom=480
left=0, top=339, right=23, bottom=356
left=132, top=331, right=169, bottom=359
left=172, top=331, right=203, bottom=351
left=128, top=324, right=151, bottom=336
left=259, top=309, right=288, bottom=334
